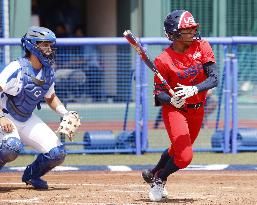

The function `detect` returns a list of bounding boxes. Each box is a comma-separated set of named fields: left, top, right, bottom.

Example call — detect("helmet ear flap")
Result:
left=172, top=31, right=181, bottom=40
left=164, top=30, right=181, bottom=41
left=164, top=31, right=170, bottom=39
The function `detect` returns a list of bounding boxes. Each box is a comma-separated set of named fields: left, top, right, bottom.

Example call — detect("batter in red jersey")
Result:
left=142, top=10, right=218, bottom=201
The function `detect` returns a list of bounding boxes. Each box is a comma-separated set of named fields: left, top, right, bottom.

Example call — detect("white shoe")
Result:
left=142, top=170, right=168, bottom=198
left=162, top=186, right=168, bottom=198
left=149, top=178, right=165, bottom=202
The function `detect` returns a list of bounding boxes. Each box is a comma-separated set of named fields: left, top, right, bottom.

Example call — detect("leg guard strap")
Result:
left=23, top=145, right=66, bottom=179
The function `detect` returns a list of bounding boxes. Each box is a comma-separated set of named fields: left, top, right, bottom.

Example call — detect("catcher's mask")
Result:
left=164, top=10, right=201, bottom=41
left=21, top=26, right=57, bottom=67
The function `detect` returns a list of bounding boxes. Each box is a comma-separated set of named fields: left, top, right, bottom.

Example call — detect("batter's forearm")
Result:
left=196, top=62, right=218, bottom=92
left=155, top=92, right=172, bottom=105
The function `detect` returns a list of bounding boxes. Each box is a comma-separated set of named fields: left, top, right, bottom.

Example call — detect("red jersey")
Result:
left=154, top=40, right=216, bottom=104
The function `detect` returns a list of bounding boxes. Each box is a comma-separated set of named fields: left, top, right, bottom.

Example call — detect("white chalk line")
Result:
left=0, top=182, right=146, bottom=187
left=106, top=189, right=145, bottom=193
left=1, top=197, right=39, bottom=203
left=0, top=182, right=145, bottom=205
left=0, top=199, right=116, bottom=205
left=0, top=172, right=141, bottom=178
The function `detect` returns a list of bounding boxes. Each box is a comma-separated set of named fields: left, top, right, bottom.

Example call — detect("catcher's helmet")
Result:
left=164, top=10, right=200, bottom=40
left=21, top=26, right=56, bottom=67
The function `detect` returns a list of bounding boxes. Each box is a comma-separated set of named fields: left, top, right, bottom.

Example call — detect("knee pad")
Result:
left=175, top=149, right=193, bottom=169
left=25, top=145, right=66, bottom=179
left=177, top=157, right=192, bottom=169
left=0, top=137, right=23, bottom=166
left=39, top=145, right=66, bottom=169
left=48, top=145, right=66, bottom=163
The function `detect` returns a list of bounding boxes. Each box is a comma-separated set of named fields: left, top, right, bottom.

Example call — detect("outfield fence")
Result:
left=0, top=37, right=257, bottom=154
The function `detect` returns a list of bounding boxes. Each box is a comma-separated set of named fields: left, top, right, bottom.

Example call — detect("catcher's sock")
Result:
left=151, top=148, right=170, bottom=175
left=157, top=157, right=179, bottom=181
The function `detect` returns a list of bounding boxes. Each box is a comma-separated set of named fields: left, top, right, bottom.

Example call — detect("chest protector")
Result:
left=6, top=58, right=55, bottom=122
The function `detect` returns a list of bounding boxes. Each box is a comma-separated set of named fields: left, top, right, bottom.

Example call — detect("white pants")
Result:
left=0, top=113, right=62, bottom=153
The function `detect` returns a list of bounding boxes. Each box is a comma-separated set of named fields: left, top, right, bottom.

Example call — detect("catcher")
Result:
left=0, top=26, right=80, bottom=189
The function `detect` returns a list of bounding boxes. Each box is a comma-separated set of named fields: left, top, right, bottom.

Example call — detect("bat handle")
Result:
left=167, top=88, right=175, bottom=96
left=156, top=73, right=175, bottom=96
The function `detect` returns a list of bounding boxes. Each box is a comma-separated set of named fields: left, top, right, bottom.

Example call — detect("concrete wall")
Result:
left=10, top=0, right=31, bottom=37
left=86, top=0, right=117, bottom=37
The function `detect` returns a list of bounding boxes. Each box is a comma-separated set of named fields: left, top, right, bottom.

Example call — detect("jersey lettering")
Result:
left=177, top=64, right=203, bottom=80
left=34, top=90, right=42, bottom=98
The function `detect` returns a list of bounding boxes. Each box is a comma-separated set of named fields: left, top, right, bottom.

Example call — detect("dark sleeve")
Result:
left=155, top=91, right=172, bottom=105
left=196, top=62, right=218, bottom=92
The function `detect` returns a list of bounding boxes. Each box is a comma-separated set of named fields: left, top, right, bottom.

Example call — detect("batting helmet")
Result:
left=164, top=10, right=200, bottom=40
left=21, top=26, right=56, bottom=67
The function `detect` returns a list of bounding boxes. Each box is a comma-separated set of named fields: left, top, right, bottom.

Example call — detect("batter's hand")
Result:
left=170, top=96, right=185, bottom=108
left=0, top=117, right=14, bottom=133
left=174, top=83, right=198, bottom=99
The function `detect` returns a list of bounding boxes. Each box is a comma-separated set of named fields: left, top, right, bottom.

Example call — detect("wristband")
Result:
left=55, top=105, right=68, bottom=117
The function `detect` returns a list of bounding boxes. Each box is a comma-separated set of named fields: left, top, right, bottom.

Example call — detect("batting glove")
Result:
left=170, top=96, right=185, bottom=108
left=174, top=83, right=198, bottom=99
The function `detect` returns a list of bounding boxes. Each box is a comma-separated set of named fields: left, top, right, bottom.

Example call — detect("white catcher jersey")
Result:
left=0, top=60, right=61, bottom=153
left=0, top=60, right=55, bottom=98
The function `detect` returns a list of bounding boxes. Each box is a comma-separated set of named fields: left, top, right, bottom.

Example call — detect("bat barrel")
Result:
left=123, top=30, right=175, bottom=96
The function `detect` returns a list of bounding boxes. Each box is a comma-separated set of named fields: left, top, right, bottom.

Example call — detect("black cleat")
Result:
left=22, top=165, right=48, bottom=189
left=142, top=169, right=154, bottom=184
left=23, top=178, right=49, bottom=189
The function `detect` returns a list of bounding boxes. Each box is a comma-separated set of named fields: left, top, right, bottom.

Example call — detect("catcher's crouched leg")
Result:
left=22, top=145, right=66, bottom=189
left=0, top=137, right=23, bottom=169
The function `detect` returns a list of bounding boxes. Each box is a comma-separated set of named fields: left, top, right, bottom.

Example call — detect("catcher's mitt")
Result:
left=57, top=111, right=81, bottom=141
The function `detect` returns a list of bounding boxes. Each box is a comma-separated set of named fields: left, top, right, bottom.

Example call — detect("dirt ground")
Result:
left=0, top=170, right=257, bottom=205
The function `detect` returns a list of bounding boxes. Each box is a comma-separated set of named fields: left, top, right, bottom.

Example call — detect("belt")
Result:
left=186, top=102, right=203, bottom=109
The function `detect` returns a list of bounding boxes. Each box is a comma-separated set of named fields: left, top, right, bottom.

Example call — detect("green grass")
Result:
left=27, top=127, right=213, bottom=152
left=11, top=127, right=256, bottom=167
left=10, top=106, right=257, bottom=167
left=6, top=152, right=257, bottom=167
left=147, top=127, right=215, bottom=149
